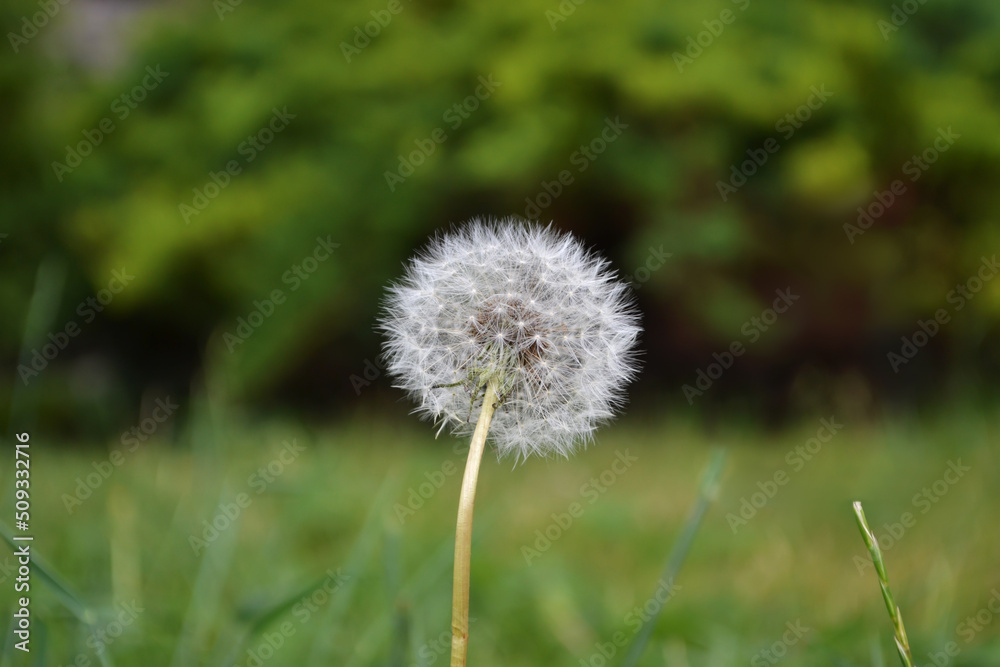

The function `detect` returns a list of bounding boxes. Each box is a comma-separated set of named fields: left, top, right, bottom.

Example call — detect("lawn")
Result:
left=3, top=407, right=999, bottom=666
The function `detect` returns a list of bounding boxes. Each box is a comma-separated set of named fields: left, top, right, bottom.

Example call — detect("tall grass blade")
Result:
left=621, top=447, right=727, bottom=667
left=303, top=471, right=399, bottom=666
left=852, top=501, right=915, bottom=667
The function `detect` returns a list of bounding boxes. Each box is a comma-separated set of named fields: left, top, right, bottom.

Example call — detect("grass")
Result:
left=852, top=501, right=913, bottom=666
left=2, top=409, right=1000, bottom=666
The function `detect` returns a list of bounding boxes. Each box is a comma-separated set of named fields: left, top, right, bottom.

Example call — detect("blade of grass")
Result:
left=5, top=257, right=66, bottom=432
left=0, top=521, right=97, bottom=626
left=217, top=570, right=342, bottom=667
left=0, top=522, right=113, bottom=666
left=172, top=367, right=247, bottom=667
left=30, top=616, right=47, bottom=667
left=168, top=486, right=242, bottom=667
left=383, top=519, right=409, bottom=667
left=852, top=501, right=914, bottom=667
left=409, top=603, right=428, bottom=667
left=1, top=611, right=17, bottom=667
left=303, top=471, right=399, bottom=667
left=871, top=631, right=887, bottom=667
left=620, top=447, right=727, bottom=667
left=345, top=509, right=499, bottom=667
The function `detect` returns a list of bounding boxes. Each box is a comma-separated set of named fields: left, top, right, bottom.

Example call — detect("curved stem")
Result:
left=450, top=381, right=498, bottom=667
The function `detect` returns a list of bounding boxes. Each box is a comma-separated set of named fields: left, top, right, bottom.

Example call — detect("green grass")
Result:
left=2, top=411, right=1000, bottom=666
left=852, top=501, right=914, bottom=667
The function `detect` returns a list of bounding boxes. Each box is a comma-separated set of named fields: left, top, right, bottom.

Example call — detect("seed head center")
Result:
left=470, top=295, right=549, bottom=369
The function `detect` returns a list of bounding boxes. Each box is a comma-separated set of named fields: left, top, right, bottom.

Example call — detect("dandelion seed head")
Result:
left=379, top=217, right=642, bottom=460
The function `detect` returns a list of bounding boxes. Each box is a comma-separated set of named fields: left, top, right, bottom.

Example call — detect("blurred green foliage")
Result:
left=3, top=0, right=1000, bottom=422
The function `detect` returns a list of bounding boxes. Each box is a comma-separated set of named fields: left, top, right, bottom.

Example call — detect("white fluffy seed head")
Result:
left=379, top=217, right=642, bottom=461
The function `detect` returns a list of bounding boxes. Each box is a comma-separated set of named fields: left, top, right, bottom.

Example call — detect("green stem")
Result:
left=450, top=381, right=498, bottom=667
left=852, top=501, right=915, bottom=667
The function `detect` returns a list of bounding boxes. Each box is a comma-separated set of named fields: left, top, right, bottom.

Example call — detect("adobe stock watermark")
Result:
left=17, top=268, right=134, bottom=386
left=179, top=107, right=295, bottom=224
left=57, top=600, right=144, bottom=665
left=726, top=417, right=843, bottom=533
left=213, top=0, right=243, bottom=20
left=844, top=126, right=959, bottom=244
left=681, top=288, right=799, bottom=404
left=878, top=0, right=930, bottom=40
left=750, top=620, right=811, bottom=666
left=393, top=438, right=482, bottom=524
left=408, top=618, right=477, bottom=667
left=628, top=246, right=672, bottom=290
left=349, top=357, right=385, bottom=395
left=384, top=75, right=502, bottom=192
left=51, top=66, right=169, bottom=181
left=62, top=396, right=179, bottom=514
left=521, top=449, right=637, bottom=565
left=88, top=601, right=144, bottom=656
left=235, top=568, right=351, bottom=667
left=523, top=116, right=628, bottom=220
left=577, top=578, right=681, bottom=666
left=339, top=0, right=413, bottom=62
left=717, top=85, right=833, bottom=201
left=189, top=439, right=306, bottom=555
left=672, top=0, right=750, bottom=73
left=927, top=587, right=1000, bottom=666
left=222, top=236, right=339, bottom=352
left=7, top=0, right=72, bottom=52
left=545, top=0, right=587, bottom=30
left=852, top=459, right=970, bottom=575
left=887, top=254, right=999, bottom=372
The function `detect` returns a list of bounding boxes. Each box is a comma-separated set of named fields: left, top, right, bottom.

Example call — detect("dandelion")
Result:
left=380, top=217, right=641, bottom=665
